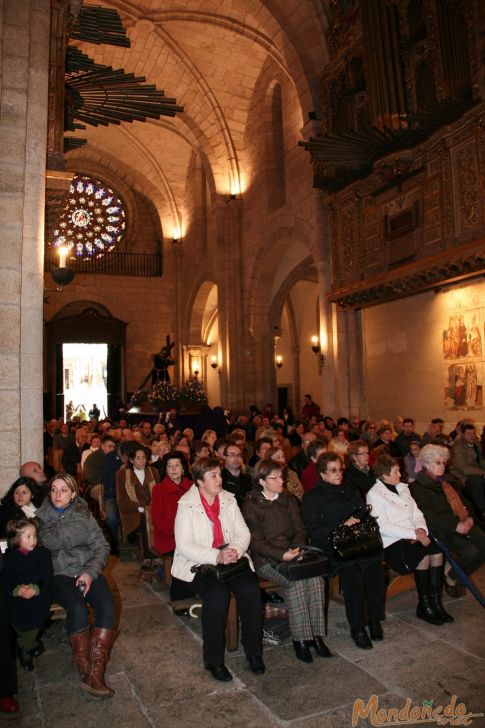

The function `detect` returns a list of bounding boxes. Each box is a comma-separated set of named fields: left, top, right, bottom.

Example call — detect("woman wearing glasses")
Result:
left=242, top=459, right=331, bottom=663
left=413, top=444, right=485, bottom=597
left=302, top=453, right=385, bottom=650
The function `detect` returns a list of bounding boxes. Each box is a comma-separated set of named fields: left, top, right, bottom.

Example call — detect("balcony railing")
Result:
left=44, top=248, right=162, bottom=277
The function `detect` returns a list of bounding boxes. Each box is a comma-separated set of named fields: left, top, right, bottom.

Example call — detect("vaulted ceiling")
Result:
left=66, top=0, right=329, bottom=236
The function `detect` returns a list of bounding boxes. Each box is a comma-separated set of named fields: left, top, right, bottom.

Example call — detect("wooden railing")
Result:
left=44, top=248, right=163, bottom=277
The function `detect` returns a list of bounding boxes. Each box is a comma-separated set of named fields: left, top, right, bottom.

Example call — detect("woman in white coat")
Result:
left=172, top=457, right=264, bottom=682
left=366, top=454, right=453, bottom=626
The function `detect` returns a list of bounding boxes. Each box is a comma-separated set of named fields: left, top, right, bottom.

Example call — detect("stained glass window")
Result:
left=50, top=174, right=126, bottom=260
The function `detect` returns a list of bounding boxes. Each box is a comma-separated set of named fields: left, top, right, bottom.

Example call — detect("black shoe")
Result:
left=368, top=622, right=384, bottom=641
left=29, top=639, right=45, bottom=658
left=17, top=645, right=34, bottom=672
left=293, top=640, right=313, bottom=662
left=266, top=592, right=284, bottom=604
left=247, top=656, right=266, bottom=674
left=429, top=566, right=454, bottom=623
left=309, top=636, right=332, bottom=657
left=204, top=662, right=233, bottom=682
left=351, top=628, right=373, bottom=650
left=444, top=581, right=465, bottom=599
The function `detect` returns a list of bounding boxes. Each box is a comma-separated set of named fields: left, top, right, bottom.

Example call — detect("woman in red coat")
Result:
left=151, top=453, right=193, bottom=606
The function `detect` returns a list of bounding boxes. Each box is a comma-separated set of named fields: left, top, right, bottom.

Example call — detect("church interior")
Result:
left=1, top=0, right=485, bottom=725
left=2, top=0, right=485, bottom=480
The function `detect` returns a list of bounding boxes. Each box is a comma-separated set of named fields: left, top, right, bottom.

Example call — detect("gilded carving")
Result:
left=340, top=206, right=356, bottom=273
left=439, top=142, right=454, bottom=246
left=455, top=142, right=481, bottom=229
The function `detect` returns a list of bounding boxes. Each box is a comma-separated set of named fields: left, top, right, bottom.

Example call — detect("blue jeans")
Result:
left=52, top=574, right=115, bottom=635
left=103, top=498, right=120, bottom=540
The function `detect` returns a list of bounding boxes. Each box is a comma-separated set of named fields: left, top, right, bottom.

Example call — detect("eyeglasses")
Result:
left=226, top=452, right=241, bottom=457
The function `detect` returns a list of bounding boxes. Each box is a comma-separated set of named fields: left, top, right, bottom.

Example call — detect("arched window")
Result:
left=49, top=174, right=126, bottom=260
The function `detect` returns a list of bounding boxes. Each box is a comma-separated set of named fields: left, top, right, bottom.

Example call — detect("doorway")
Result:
left=63, top=343, right=108, bottom=420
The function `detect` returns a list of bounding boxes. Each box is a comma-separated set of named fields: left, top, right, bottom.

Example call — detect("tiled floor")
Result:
left=7, top=557, right=485, bottom=727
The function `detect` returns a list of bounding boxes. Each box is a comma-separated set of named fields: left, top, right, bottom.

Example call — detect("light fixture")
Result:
left=311, top=336, right=324, bottom=374
left=210, top=356, right=218, bottom=370
left=45, top=246, right=76, bottom=295
left=275, top=355, right=283, bottom=369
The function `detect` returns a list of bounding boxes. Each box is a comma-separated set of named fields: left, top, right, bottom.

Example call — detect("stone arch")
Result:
left=45, top=302, right=127, bottom=419
left=246, top=217, right=323, bottom=336
left=185, top=279, right=218, bottom=345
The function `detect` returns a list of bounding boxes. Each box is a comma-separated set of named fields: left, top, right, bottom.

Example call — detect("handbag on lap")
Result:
left=190, top=556, right=250, bottom=582
left=275, top=544, right=329, bottom=581
left=329, top=504, right=383, bottom=561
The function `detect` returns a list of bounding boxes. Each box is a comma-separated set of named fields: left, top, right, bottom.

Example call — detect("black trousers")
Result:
left=52, top=574, right=115, bottom=635
left=0, top=591, right=17, bottom=699
left=464, top=475, right=485, bottom=512
left=338, top=559, right=385, bottom=631
left=191, top=569, right=262, bottom=665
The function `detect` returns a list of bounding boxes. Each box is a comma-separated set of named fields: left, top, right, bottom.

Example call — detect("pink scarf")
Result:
left=199, top=491, right=224, bottom=547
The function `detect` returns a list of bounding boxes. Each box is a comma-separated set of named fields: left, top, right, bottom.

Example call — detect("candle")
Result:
left=58, top=246, right=67, bottom=268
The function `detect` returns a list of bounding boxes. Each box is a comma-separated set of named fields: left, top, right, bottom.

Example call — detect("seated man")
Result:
left=19, top=461, right=48, bottom=503
left=395, top=418, right=421, bottom=457
left=221, top=444, right=252, bottom=507
left=450, top=423, right=485, bottom=516
left=288, top=431, right=316, bottom=477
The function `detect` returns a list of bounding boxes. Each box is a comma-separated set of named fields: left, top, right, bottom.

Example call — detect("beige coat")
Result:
left=171, top=484, right=253, bottom=582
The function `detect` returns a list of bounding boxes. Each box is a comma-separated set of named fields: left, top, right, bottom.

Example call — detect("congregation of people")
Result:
left=1, top=395, right=485, bottom=713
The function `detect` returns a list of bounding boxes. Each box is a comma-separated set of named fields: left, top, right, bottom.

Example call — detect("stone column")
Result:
left=0, top=0, right=50, bottom=492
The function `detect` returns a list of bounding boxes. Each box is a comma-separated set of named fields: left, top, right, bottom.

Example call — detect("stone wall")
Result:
left=0, top=0, right=50, bottom=489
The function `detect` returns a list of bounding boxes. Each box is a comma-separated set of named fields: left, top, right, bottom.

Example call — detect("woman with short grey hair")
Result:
left=413, top=444, right=485, bottom=597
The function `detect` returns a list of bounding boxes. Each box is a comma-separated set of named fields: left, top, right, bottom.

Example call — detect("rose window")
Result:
left=50, top=174, right=126, bottom=260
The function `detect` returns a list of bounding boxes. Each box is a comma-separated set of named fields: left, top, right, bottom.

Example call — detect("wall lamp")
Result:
left=45, top=246, right=76, bottom=295
left=210, top=355, right=221, bottom=376
left=275, top=355, right=283, bottom=369
left=311, top=336, right=324, bottom=374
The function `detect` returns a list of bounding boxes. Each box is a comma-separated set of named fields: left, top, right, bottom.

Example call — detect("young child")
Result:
left=0, top=518, right=53, bottom=671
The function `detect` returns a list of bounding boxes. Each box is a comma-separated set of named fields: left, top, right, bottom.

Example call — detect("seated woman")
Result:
left=37, top=474, right=116, bottom=698
left=371, top=426, right=401, bottom=460
left=172, top=457, right=264, bottom=682
left=412, top=444, right=485, bottom=597
left=0, top=478, right=42, bottom=537
left=367, top=454, right=452, bottom=625
left=328, top=429, right=350, bottom=457
left=201, top=429, right=217, bottom=454
left=267, top=446, right=304, bottom=500
left=302, top=453, right=385, bottom=650
left=151, top=452, right=193, bottom=605
left=116, top=445, right=159, bottom=570
left=403, top=440, right=422, bottom=483
left=242, top=459, right=332, bottom=663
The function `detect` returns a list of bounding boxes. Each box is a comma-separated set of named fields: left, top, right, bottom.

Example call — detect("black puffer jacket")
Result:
left=37, top=497, right=109, bottom=581
left=242, top=488, right=307, bottom=569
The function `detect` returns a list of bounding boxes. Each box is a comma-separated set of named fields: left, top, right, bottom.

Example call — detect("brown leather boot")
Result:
left=86, top=627, right=118, bottom=698
left=69, top=629, right=90, bottom=690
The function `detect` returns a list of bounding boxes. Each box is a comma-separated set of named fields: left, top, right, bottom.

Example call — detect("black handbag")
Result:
left=190, top=556, right=250, bottom=582
left=329, top=504, right=383, bottom=561
left=275, top=544, right=329, bottom=581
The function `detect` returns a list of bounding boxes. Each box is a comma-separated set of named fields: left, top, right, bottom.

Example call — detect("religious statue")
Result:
left=151, top=335, right=176, bottom=384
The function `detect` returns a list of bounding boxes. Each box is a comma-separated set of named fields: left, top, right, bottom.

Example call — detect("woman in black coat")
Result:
left=0, top=477, right=42, bottom=537
left=302, top=452, right=385, bottom=650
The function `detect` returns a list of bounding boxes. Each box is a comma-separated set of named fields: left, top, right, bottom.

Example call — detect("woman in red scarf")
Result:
left=172, top=457, right=264, bottom=682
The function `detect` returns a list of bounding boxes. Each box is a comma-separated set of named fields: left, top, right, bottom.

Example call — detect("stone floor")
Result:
left=6, top=557, right=485, bottom=728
